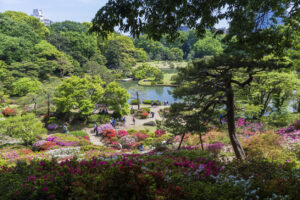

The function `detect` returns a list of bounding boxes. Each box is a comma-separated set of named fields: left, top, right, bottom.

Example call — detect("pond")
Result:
left=119, top=81, right=179, bottom=104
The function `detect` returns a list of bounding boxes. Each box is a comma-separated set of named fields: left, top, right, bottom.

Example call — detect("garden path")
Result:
left=122, top=105, right=168, bottom=129
left=82, top=127, right=105, bottom=146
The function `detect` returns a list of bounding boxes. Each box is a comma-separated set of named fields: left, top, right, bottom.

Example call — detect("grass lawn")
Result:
left=135, top=61, right=188, bottom=69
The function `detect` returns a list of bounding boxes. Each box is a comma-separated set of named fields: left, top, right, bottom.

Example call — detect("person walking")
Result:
left=63, top=123, right=67, bottom=134
left=132, top=117, right=136, bottom=125
left=151, top=111, right=155, bottom=118
left=151, top=100, right=154, bottom=107
left=94, top=121, right=98, bottom=136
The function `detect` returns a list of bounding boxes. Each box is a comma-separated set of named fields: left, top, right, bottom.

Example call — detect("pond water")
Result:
left=119, top=81, right=179, bottom=104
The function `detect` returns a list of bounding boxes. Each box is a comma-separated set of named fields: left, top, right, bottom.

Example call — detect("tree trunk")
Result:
left=298, top=100, right=300, bottom=113
left=199, top=132, right=204, bottom=150
left=136, top=91, right=140, bottom=110
left=178, top=132, right=186, bottom=150
left=226, top=80, right=246, bottom=160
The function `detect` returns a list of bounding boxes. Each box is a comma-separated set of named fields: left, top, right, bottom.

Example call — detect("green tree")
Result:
left=3, top=11, right=49, bottom=38
left=55, top=56, right=74, bottom=77
left=0, top=13, right=41, bottom=44
left=0, top=113, right=47, bottom=145
left=168, top=47, right=184, bottom=61
left=83, top=61, right=115, bottom=82
left=236, top=71, right=300, bottom=118
left=34, top=40, right=62, bottom=60
left=190, top=33, right=223, bottom=59
left=135, top=48, right=149, bottom=62
left=103, top=82, right=130, bottom=116
left=101, top=34, right=136, bottom=73
left=0, top=33, right=33, bottom=64
left=7, top=62, right=40, bottom=79
left=133, top=64, right=163, bottom=81
left=12, top=77, right=42, bottom=97
left=54, top=76, right=104, bottom=117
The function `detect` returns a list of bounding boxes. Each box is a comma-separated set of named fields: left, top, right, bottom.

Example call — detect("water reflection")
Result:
left=118, top=81, right=178, bottom=103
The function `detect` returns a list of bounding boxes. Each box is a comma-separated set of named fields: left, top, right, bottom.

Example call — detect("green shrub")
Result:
left=87, top=115, right=98, bottom=123
left=143, top=100, right=162, bottom=105
left=127, top=129, right=138, bottom=134
left=130, top=99, right=141, bottom=105
left=80, top=145, right=111, bottom=152
left=69, top=131, right=88, bottom=137
left=262, top=113, right=300, bottom=127
left=141, top=107, right=150, bottom=113
left=112, top=111, right=122, bottom=119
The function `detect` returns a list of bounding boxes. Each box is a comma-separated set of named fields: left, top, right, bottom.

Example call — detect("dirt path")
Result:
left=82, top=127, right=105, bottom=146
left=123, top=105, right=169, bottom=129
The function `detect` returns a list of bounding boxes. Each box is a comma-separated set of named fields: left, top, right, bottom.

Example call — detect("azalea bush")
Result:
left=118, top=130, right=128, bottom=138
left=97, top=123, right=114, bottom=134
left=103, top=129, right=116, bottom=139
left=2, top=107, right=17, bottom=116
left=236, top=118, right=264, bottom=136
left=47, top=123, right=58, bottom=131
left=155, top=129, right=166, bottom=137
left=133, top=132, right=150, bottom=141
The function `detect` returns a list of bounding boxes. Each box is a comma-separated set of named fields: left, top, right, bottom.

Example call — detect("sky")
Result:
left=0, top=0, right=228, bottom=28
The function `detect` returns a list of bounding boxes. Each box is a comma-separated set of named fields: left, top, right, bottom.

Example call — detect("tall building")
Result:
left=31, top=9, right=53, bottom=26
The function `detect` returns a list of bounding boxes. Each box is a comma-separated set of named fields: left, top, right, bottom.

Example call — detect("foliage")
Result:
left=141, top=107, right=150, bottom=113
left=12, top=77, right=42, bottom=97
left=68, top=131, right=88, bottom=138
left=143, top=100, right=162, bottom=105
left=190, top=32, right=223, bottom=59
left=0, top=113, right=46, bottom=145
left=103, top=81, right=130, bottom=116
left=133, top=64, right=164, bottom=81
left=3, top=11, right=49, bottom=38
left=130, top=99, right=141, bottom=105
left=54, top=76, right=104, bottom=115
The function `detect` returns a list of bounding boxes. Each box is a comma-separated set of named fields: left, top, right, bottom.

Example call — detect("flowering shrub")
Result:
left=118, top=130, right=128, bottom=138
left=39, top=141, right=57, bottom=151
left=103, top=129, right=116, bottom=139
left=236, top=118, right=264, bottom=136
left=155, top=129, right=166, bottom=137
left=206, top=142, right=225, bottom=154
left=133, top=132, right=149, bottom=141
left=32, top=140, right=46, bottom=150
left=2, top=107, right=17, bottom=116
left=141, top=112, right=149, bottom=119
left=119, top=135, right=136, bottom=148
left=277, top=125, right=300, bottom=141
left=47, top=123, right=58, bottom=131
left=97, top=123, right=114, bottom=134
left=83, top=135, right=90, bottom=141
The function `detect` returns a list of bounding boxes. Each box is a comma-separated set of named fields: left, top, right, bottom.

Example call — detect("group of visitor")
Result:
left=163, top=100, right=169, bottom=105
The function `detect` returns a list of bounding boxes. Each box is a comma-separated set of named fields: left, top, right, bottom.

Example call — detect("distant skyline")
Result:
left=0, top=0, right=228, bottom=28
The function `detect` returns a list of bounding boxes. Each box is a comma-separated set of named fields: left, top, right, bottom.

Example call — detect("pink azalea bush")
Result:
left=118, top=130, right=128, bottom=138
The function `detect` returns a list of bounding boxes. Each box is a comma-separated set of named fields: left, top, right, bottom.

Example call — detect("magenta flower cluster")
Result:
left=277, top=125, right=300, bottom=140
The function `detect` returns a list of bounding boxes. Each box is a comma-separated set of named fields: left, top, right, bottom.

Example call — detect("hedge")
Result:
left=130, top=99, right=141, bottom=105
left=143, top=100, right=162, bottom=105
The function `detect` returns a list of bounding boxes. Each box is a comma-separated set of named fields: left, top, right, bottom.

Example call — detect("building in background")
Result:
left=31, top=9, right=53, bottom=26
